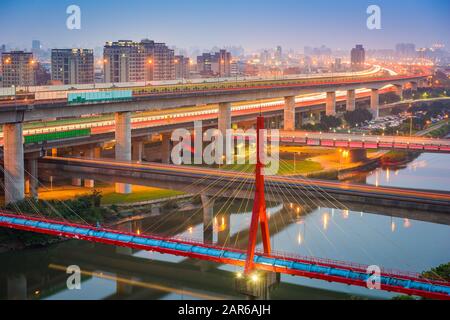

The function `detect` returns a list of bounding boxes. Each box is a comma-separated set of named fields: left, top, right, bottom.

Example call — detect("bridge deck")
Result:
left=277, top=131, right=450, bottom=153
left=0, top=212, right=449, bottom=300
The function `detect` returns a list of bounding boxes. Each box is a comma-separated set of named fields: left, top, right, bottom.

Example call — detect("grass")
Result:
left=36, top=184, right=184, bottom=205
left=101, top=186, right=184, bottom=205
left=218, top=159, right=323, bottom=176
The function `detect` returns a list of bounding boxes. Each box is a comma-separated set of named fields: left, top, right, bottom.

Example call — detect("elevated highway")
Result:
left=0, top=67, right=430, bottom=204
left=0, top=73, right=426, bottom=125
left=40, top=157, right=450, bottom=213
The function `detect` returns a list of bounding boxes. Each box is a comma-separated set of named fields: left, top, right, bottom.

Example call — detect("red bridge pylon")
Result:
left=244, top=116, right=271, bottom=275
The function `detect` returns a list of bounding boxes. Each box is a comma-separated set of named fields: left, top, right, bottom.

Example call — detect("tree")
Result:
left=318, top=115, right=342, bottom=131
left=380, top=92, right=401, bottom=104
left=422, top=262, right=450, bottom=282
left=391, top=106, right=404, bottom=115
left=344, top=108, right=373, bottom=127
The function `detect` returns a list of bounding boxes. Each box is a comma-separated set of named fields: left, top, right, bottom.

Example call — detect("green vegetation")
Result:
left=409, top=101, right=450, bottom=117
left=344, top=108, right=373, bottom=127
left=425, top=124, right=450, bottom=138
left=381, top=151, right=411, bottom=164
left=219, top=160, right=322, bottom=176
left=380, top=92, right=401, bottom=105
left=301, top=115, right=342, bottom=132
left=101, top=188, right=184, bottom=205
left=422, top=262, right=450, bottom=282
left=392, top=295, right=416, bottom=300
left=306, top=170, right=339, bottom=180
left=0, top=191, right=110, bottom=249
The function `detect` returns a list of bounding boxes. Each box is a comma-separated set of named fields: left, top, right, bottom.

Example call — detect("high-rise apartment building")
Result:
left=1, top=51, right=36, bottom=87
left=275, top=46, right=283, bottom=61
left=197, top=50, right=231, bottom=77
left=396, top=43, right=416, bottom=58
left=103, top=39, right=175, bottom=83
left=351, top=45, right=366, bottom=71
left=51, top=49, right=94, bottom=85
left=32, top=40, right=41, bottom=52
left=174, top=55, right=190, bottom=79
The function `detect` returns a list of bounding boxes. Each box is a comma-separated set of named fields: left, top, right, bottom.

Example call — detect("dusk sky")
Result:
left=1, top=0, right=449, bottom=52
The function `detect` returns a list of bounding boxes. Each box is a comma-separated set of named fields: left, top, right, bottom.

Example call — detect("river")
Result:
left=0, top=153, right=449, bottom=300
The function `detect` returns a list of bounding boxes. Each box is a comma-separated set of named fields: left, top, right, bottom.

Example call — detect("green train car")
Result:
left=68, top=90, right=133, bottom=104
left=24, top=128, right=91, bottom=144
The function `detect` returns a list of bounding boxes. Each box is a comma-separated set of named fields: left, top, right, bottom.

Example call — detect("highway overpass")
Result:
left=39, top=157, right=450, bottom=213
left=0, top=69, right=428, bottom=204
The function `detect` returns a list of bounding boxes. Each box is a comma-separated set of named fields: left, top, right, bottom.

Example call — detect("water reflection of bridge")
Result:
left=1, top=239, right=356, bottom=301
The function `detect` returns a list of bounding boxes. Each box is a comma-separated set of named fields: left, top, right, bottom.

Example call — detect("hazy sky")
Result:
left=1, top=0, right=449, bottom=52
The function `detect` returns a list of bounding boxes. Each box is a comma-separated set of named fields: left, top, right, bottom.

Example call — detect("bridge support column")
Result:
left=26, top=158, right=39, bottom=199
left=326, top=92, right=336, bottom=116
left=370, top=89, right=379, bottom=119
left=201, top=195, right=215, bottom=244
left=342, top=149, right=368, bottom=163
left=235, top=271, right=280, bottom=300
left=132, top=140, right=144, bottom=162
left=3, top=123, right=25, bottom=205
left=346, top=90, right=356, bottom=112
left=218, top=102, right=232, bottom=136
left=217, top=213, right=231, bottom=246
left=7, top=274, right=27, bottom=300
left=394, top=85, right=403, bottom=100
left=161, top=133, right=172, bottom=164
left=284, top=96, right=296, bottom=131
left=83, top=148, right=95, bottom=188
left=115, top=112, right=132, bottom=194
left=71, top=178, right=82, bottom=187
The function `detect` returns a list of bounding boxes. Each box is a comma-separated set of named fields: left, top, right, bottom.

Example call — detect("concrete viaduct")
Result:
left=0, top=73, right=426, bottom=204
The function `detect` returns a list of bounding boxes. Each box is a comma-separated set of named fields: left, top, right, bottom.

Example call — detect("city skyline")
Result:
left=1, top=0, right=449, bottom=52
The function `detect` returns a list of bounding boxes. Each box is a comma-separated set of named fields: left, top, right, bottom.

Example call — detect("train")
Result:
left=0, top=66, right=386, bottom=105
left=24, top=128, right=91, bottom=144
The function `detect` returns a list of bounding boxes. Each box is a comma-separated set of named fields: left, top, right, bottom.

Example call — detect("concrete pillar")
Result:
left=370, top=89, right=380, bottom=119
left=84, top=148, right=95, bottom=188
left=116, top=222, right=133, bottom=255
left=346, top=90, right=356, bottom=112
left=217, top=213, right=231, bottom=246
left=218, top=102, right=232, bottom=136
left=161, top=133, right=171, bottom=164
left=394, top=85, right=403, bottom=100
left=7, top=274, right=27, bottom=300
left=27, top=158, right=38, bottom=199
left=71, top=178, right=82, bottom=187
left=313, top=111, right=322, bottom=123
left=284, top=96, right=296, bottom=131
left=326, top=92, right=336, bottom=116
left=348, top=149, right=367, bottom=163
left=94, top=147, right=102, bottom=158
left=132, top=140, right=143, bottom=162
left=201, top=195, right=215, bottom=244
left=235, top=271, right=280, bottom=300
left=3, top=123, right=25, bottom=205
left=115, top=112, right=132, bottom=194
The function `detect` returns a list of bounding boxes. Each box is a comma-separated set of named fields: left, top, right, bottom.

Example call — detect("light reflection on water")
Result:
left=366, top=153, right=450, bottom=192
